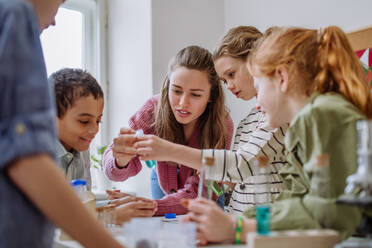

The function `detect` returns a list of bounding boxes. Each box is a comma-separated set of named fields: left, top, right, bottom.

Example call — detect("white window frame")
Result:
left=61, top=0, right=109, bottom=145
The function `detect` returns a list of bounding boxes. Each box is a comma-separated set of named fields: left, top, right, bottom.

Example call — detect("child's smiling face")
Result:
left=57, top=94, right=103, bottom=152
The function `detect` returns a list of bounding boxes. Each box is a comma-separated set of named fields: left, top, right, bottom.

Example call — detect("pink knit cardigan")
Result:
left=103, top=95, right=234, bottom=215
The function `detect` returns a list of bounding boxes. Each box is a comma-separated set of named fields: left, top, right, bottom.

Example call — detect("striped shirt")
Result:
left=203, top=107, right=288, bottom=214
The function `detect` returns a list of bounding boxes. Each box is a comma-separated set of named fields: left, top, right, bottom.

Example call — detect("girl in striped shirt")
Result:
left=135, top=26, right=288, bottom=214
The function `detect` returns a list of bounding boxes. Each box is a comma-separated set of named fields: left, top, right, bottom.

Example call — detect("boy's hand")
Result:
left=112, top=127, right=137, bottom=167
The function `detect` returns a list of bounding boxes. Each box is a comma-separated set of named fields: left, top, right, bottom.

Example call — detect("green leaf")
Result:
left=98, top=145, right=108, bottom=155
left=91, top=156, right=99, bottom=163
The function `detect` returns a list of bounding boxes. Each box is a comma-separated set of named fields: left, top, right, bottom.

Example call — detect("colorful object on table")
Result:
left=256, top=205, right=270, bottom=236
left=211, top=181, right=223, bottom=197
left=355, top=48, right=372, bottom=87
left=198, top=157, right=215, bottom=199
left=165, top=213, right=176, bottom=219
left=135, top=129, right=157, bottom=168
left=234, top=215, right=243, bottom=244
left=70, top=179, right=87, bottom=187
left=144, top=160, right=156, bottom=168
left=163, top=213, right=178, bottom=223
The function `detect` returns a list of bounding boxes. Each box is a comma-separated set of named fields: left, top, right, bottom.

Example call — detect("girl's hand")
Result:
left=134, top=134, right=173, bottom=161
left=112, top=127, right=137, bottom=167
left=114, top=200, right=158, bottom=224
left=180, top=198, right=235, bottom=244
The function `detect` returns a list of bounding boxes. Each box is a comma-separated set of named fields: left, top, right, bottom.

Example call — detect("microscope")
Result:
left=337, top=120, right=372, bottom=242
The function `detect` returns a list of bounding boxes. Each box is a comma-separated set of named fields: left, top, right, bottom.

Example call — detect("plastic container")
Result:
left=198, top=156, right=215, bottom=199
left=70, top=179, right=88, bottom=201
left=122, top=217, right=196, bottom=248
left=96, top=204, right=117, bottom=229
left=253, top=156, right=271, bottom=236
left=135, top=129, right=157, bottom=168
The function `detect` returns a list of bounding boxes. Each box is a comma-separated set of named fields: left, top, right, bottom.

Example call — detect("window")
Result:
left=41, top=0, right=99, bottom=77
left=41, top=8, right=83, bottom=75
left=41, top=0, right=108, bottom=147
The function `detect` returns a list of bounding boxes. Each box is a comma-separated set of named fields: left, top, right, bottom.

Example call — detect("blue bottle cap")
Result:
left=165, top=213, right=176, bottom=219
left=70, top=179, right=87, bottom=186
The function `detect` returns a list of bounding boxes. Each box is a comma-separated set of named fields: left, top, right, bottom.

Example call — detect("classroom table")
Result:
left=53, top=216, right=246, bottom=248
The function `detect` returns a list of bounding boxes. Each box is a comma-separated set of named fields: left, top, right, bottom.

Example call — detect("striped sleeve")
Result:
left=204, top=113, right=287, bottom=182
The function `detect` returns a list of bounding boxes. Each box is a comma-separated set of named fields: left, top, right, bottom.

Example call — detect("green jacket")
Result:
left=244, top=92, right=366, bottom=240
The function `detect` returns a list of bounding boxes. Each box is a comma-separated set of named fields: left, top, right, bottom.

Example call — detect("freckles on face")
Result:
left=58, top=95, right=104, bottom=152
left=168, top=67, right=211, bottom=127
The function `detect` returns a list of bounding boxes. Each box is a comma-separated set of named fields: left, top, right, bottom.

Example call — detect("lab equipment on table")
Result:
left=122, top=217, right=196, bottom=248
left=338, top=120, right=372, bottom=205
left=135, top=129, right=157, bottom=168
left=197, top=156, right=223, bottom=200
left=96, top=204, right=117, bottom=229
left=253, top=156, right=271, bottom=236
left=337, top=120, right=372, bottom=238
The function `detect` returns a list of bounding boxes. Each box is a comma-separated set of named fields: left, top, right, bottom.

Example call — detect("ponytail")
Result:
left=248, top=26, right=372, bottom=118
left=315, top=26, right=372, bottom=118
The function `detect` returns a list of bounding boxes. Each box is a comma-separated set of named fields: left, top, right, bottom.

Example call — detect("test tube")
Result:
left=254, top=156, right=271, bottom=236
left=96, top=204, right=116, bottom=229
left=135, top=129, right=157, bottom=168
left=198, top=157, right=215, bottom=199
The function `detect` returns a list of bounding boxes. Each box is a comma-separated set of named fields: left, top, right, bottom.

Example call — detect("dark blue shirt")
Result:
left=0, top=0, right=58, bottom=247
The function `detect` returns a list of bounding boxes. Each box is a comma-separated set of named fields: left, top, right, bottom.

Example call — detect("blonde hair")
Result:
left=248, top=26, right=372, bottom=118
left=213, top=26, right=262, bottom=61
left=154, top=46, right=228, bottom=149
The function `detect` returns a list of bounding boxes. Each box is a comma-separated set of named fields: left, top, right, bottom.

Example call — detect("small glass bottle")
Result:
left=198, top=156, right=216, bottom=199
left=254, top=155, right=271, bottom=236
left=310, top=154, right=331, bottom=228
left=70, top=179, right=88, bottom=201
left=310, top=154, right=331, bottom=198
left=96, top=204, right=116, bottom=229
left=135, top=129, right=157, bottom=168
left=254, top=155, right=272, bottom=205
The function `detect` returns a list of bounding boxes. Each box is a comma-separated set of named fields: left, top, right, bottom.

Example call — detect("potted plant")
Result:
left=90, top=145, right=111, bottom=192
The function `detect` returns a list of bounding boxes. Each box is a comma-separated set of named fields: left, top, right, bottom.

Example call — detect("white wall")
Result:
left=107, top=0, right=153, bottom=197
left=152, top=0, right=225, bottom=93
left=223, top=0, right=372, bottom=127
left=224, top=0, right=372, bottom=32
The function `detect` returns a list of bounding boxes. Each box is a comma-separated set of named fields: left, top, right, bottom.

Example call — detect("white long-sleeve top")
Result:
left=202, top=108, right=288, bottom=214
